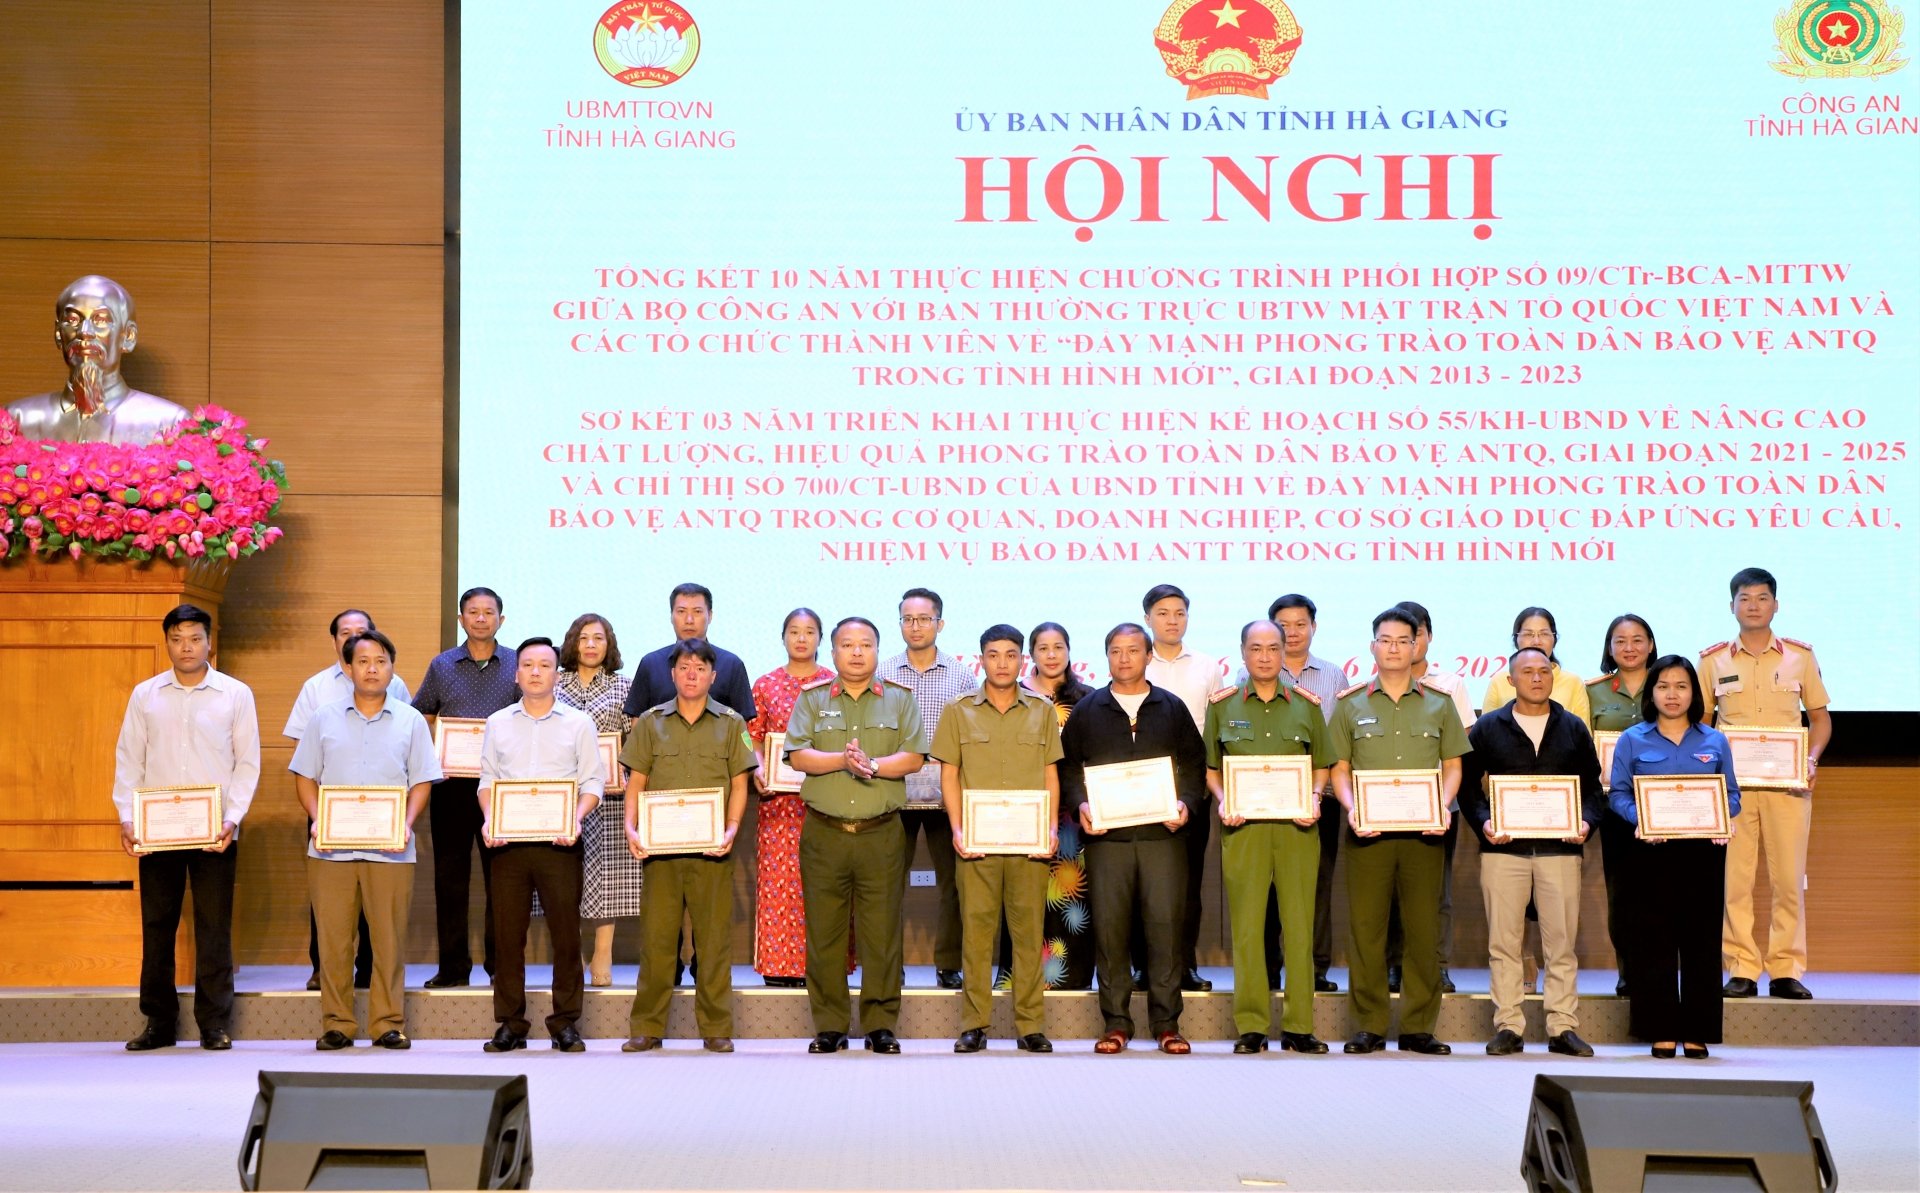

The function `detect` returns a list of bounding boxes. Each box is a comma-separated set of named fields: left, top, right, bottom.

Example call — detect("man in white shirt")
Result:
left=112, top=604, right=261, bottom=1051
left=284, top=608, right=412, bottom=992
left=1141, top=583, right=1230, bottom=993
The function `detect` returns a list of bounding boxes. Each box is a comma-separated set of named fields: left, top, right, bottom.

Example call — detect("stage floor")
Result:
left=3, top=1038, right=1915, bottom=1191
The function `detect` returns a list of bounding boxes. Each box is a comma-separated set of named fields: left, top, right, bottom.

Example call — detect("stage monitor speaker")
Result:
left=1521, top=1074, right=1836, bottom=1192
left=237, top=1071, right=532, bottom=1190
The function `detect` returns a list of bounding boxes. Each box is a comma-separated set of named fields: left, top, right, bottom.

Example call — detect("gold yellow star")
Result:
left=630, top=3, right=665, bottom=33
left=1211, top=1, right=1246, bottom=28
left=1825, top=15, right=1853, bottom=40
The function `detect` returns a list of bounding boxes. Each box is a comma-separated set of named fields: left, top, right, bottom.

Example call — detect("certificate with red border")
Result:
left=488, top=779, right=577, bottom=842
left=1351, top=769, right=1445, bottom=833
left=1723, top=725, right=1809, bottom=789
left=1488, top=775, right=1580, bottom=839
left=1593, top=731, right=1621, bottom=781
left=762, top=732, right=805, bottom=793
left=316, top=786, right=407, bottom=851
left=962, top=789, right=1050, bottom=855
left=133, top=785, right=222, bottom=852
left=1633, top=775, right=1731, bottom=840
left=636, top=787, right=726, bottom=854
left=434, top=717, right=487, bottom=779
left=598, top=732, right=626, bottom=794
left=1083, top=757, right=1180, bottom=831
left=1221, top=755, right=1316, bottom=821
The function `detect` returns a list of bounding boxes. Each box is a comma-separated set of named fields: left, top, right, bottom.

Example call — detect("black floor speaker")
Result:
left=238, top=1071, right=532, bottom=1190
left=1522, top=1074, right=1836, bottom=1192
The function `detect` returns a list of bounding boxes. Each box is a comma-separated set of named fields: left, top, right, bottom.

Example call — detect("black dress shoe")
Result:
left=865, top=1029, right=901, bottom=1054
left=1682, top=1043, right=1711, bottom=1059
left=935, top=969, right=963, bottom=990
left=1439, top=971, right=1457, bottom=995
left=1386, top=965, right=1402, bottom=993
left=1769, top=977, right=1813, bottom=1000
left=1485, top=1029, right=1525, bottom=1055
left=1233, top=1032, right=1269, bottom=1054
left=316, top=1030, right=353, bottom=1051
left=1651, top=1043, right=1678, bottom=1058
left=761, top=975, right=805, bottom=988
left=954, top=1028, right=987, bottom=1053
left=1314, top=975, right=1339, bottom=993
left=483, top=1026, right=527, bottom=1052
left=1344, top=1031, right=1386, bottom=1054
left=551, top=1025, right=586, bottom=1052
left=1280, top=1031, right=1329, bottom=1054
left=1180, top=968, right=1213, bottom=992
left=808, top=1031, right=849, bottom=1054
left=1615, top=976, right=1628, bottom=996
left=424, top=973, right=470, bottom=989
left=373, top=1030, right=411, bottom=1050
left=200, top=1031, right=232, bottom=1051
left=1398, top=1033, right=1451, bottom=1055
left=1548, top=1030, right=1594, bottom=1057
left=1016, top=1033, right=1053, bottom=1053
left=1723, top=977, right=1759, bottom=998
left=305, top=972, right=321, bottom=991
left=126, top=1024, right=177, bottom=1051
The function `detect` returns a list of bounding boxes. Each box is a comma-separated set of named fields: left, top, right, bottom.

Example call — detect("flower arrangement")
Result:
left=0, top=405, right=286, bottom=562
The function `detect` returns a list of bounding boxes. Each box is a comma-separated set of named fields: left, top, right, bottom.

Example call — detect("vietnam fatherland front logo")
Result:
left=1154, top=0, right=1303, bottom=99
left=1773, top=0, right=1908, bottom=77
left=594, top=1, right=701, bottom=88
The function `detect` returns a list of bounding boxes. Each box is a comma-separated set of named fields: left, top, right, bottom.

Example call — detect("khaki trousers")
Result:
left=630, top=854, right=735, bottom=1038
left=307, top=857, right=413, bottom=1037
left=1480, top=852, right=1581, bottom=1036
left=957, top=854, right=1050, bottom=1035
left=1722, top=786, right=1812, bottom=980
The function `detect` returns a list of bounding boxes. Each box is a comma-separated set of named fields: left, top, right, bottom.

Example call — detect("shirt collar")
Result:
left=459, top=641, right=508, bottom=667
left=160, top=667, right=224, bottom=693
left=1240, top=681, right=1290, bottom=703
left=1732, top=634, right=1783, bottom=658
left=661, top=697, right=725, bottom=723
left=509, top=699, right=564, bottom=722
left=344, top=693, right=398, bottom=722
left=830, top=679, right=886, bottom=698
left=1152, top=644, right=1194, bottom=665
left=886, top=651, right=953, bottom=676
left=964, top=687, right=1040, bottom=708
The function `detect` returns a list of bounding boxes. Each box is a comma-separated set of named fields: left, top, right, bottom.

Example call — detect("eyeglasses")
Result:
left=1373, top=637, right=1413, bottom=648
left=899, top=615, right=938, bottom=628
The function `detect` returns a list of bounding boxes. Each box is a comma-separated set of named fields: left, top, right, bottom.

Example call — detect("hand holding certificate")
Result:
left=1723, top=726, right=1809, bottom=789
left=132, top=785, right=223, bottom=853
left=316, top=786, right=407, bottom=851
left=1487, top=775, right=1583, bottom=840
left=631, top=787, right=727, bottom=856
left=961, top=789, right=1051, bottom=857
left=1081, top=757, right=1182, bottom=832
left=434, top=717, right=487, bottom=779
left=486, top=779, right=578, bottom=844
left=1220, top=755, right=1316, bottom=824
left=1350, top=770, right=1446, bottom=834
left=1633, top=775, right=1731, bottom=840
left=760, top=732, right=806, bottom=793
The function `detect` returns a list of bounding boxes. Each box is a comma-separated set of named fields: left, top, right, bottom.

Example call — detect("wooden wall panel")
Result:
left=211, top=0, right=444, bottom=244
left=0, top=241, right=211, bottom=410
left=0, top=2, right=211, bottom=241
left=209, top=244, right=444, bottom=496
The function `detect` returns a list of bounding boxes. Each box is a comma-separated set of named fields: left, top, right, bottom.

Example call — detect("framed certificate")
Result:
left=1083, top=757, right=1181, bottom=831
left=434, top=716, right=487, bottom=779
left=316, top=785, right=407, bottom=851
left=487, top=779, right=578, bottom=842
left=1221, top=755, right=1316, bottom=821
left=1351, top=769, right=1446, bottom=833
left=1592, top=731, right=1621, bottom=780
left=132, top=785, right=222, bottom=852
left=635, top=787, right=726, bottom=854
left=762, top=731, right=806, bottom=793
left=1633, top=775, right=1731, bottom=840
left=1723, top=726, right=1809, bottom=788
left=962, top=789, right=1050, bottom=855
left=1488, top=775, right=1581, bottom=839
left=598, top=732, right=626, bottom=794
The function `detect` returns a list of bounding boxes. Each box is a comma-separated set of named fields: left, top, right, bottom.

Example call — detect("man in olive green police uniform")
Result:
left=1331, top=608, right=1469, bottom=1056
left=785, top=616, right=929, bottom=1054
left=619, top=639, right=756, bottom=1053
left=1703, top=566, right=1832, bottom=1001
left=934, top=624, right=1063, bottom=1055
left=1205, top=619, right=1335, bottom=1055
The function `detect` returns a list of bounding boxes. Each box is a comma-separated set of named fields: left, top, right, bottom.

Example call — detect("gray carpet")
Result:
left=3, top=1040, right=1915, bottom=1190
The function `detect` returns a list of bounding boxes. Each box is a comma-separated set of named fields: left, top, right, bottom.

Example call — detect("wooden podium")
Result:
left=0, top=555, right=230, bottom=986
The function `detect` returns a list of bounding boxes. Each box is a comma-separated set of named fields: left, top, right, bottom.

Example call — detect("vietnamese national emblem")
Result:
left=1155, top=0, right=1303, bottom=100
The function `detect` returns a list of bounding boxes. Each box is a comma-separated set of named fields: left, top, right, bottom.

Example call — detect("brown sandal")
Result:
left=1158, top=1032, right=1191, bottom=1054
left=1094, top=1030, right=1132, bottom=1054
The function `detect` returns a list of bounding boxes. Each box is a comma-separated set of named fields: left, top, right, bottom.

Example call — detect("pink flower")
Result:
left=225, top=541, right=240, bottom=560
left=262, top=526, right=283, bottom=546
left=132, top=533, right=155, bottom=551
left=68, top=541, right=83, bottom=560
left=162, top=539, right=177, bottom=559
left=22, top=516, right=42, bottom=538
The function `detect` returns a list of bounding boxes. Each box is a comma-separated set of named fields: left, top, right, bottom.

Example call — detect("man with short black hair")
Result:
left=114, top=604, right=260, bottom=1051
left=880, top=586, right=977, bottom=988
left=621, top=582, right=757, bottom=720
left=413, top=586, right=517, bottom=987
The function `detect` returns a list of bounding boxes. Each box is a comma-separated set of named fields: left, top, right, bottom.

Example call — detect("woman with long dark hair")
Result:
left=1608, top=654, right=1741, bottom=1059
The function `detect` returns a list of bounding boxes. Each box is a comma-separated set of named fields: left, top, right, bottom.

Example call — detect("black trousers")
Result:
left=1180, top=793, right=1212, bottom=971
left=137, top=843, right=238, bottom=1036
left=1265, top=790, right=1342, bottom=977
left=428, top=778, right=494, bottom=978
left=306, top=816, right=372, bottom=981
left=1088, top=834, right=1187, bottom=1036
left=490, top=842, right=584, bottom=1036
left=1624, top=837, right=1726, bottom=1044
left=1598, top=809, right=1636, bottom=986
left=901, top=807, right=962, bottom=970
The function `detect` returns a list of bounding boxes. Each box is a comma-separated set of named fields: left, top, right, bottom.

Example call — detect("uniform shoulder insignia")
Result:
left=1292, top=686, right=1322, bottom=706
left=881, top=677, right=912, bottom=690
left=1415, top=674, right=1448, bottom=691
left=1336, top=681, right=1369, bottom=698
left=1699, top=641, right=1730, bottom=658
left=1778, top=636, right=1814, bottom=652
left=800, top=677, right=834, bottom=691
left=1208, top=686, right=1238, bottom=705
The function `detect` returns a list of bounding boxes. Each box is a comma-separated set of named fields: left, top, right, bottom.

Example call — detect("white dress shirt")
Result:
left=283, top=663, right=412, bottom=740
left=112, top=667, right=262, bottom=828
left=479, top=700, right=605, bottom=797
left=1145, top=644, right=1228, bottom=732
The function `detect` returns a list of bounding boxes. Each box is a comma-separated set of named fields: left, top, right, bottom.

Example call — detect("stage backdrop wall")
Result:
left=0, top=2, right=1914, bottom=977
